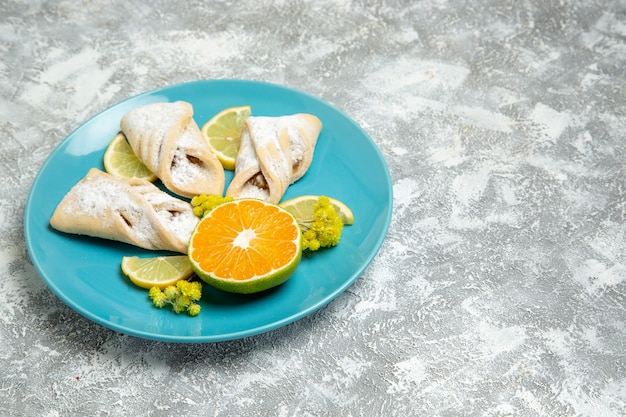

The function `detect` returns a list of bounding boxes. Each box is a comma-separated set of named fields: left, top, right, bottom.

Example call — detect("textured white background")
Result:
left=1, top=0, right=625, bottom=416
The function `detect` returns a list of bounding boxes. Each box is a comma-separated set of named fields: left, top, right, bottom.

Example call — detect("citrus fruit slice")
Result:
left=103, top=132, right=157, bottom=181
left=188, top=198, right=302, bottom=294
left=280, top=195, right=355, bottom=229
left=200, top=105, right=252, bottom=170
left=121, top=255, right=195, bottom=289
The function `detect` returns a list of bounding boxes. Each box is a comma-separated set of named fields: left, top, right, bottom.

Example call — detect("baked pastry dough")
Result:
left=226, top=114, right=322, bottom=204
left=120, top=101, right=225, bottom=198
left=50, top=168, right=198, bottom=253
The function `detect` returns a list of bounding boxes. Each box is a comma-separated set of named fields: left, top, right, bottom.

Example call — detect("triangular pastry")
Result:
left=50, top=168, right=198, bottom=253
left=120, top=101, right=225, bottom=198
left=226, top=114, right=322, bottom=204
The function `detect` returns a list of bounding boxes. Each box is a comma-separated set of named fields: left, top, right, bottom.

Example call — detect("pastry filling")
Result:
left=249, top=173, right=269, bottom=191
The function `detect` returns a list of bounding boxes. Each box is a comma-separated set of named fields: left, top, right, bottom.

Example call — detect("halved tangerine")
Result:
left=188, top=198, right=302, bottom=294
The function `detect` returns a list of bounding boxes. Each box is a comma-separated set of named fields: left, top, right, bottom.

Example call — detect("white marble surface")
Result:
left=2, top=0, right=625, bottom=415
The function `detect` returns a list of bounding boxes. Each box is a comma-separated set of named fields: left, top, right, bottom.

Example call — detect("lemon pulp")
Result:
left=201, top=105, right=252, bottom=170
left=121, top=255, right=195, bottom=289
left=280, top=195, right=355, bottom=228
left=103, top=132, right=157, bottom=181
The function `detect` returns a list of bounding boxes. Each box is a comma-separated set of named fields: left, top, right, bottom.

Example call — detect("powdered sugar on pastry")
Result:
left=121, top=101, right=225, bottom=198
left=50, top=168, right=198, bottom=253
left=226, top=114, right=322, bottom=204
left=142, top=188, right=198, bottom=245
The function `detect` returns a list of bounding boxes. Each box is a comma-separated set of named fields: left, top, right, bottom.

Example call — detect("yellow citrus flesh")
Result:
left=201, top=105, right=252, bottom=170
left=103, top=133, right=157, bottom=181
left=121, top=255, right=195, bottom=289
left=188, top=199, right=302, bottom=294
left=280, top=195, right=355, bottom=227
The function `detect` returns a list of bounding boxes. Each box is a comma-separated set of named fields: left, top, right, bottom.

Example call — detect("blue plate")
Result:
left=24, top=80, right=392, bottom=343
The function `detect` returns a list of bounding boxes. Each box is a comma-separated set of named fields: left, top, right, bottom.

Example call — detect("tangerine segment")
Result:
left=188, top=199, right=302, bottom=294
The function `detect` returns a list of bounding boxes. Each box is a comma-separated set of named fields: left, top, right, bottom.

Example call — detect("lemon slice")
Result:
left=103, top=133, right=157, bottom=181
left=280, top=195, right=355, bottom=227
left=121, top=255, right=195, bottom=289
left=200, top=105, right=252, bottom=170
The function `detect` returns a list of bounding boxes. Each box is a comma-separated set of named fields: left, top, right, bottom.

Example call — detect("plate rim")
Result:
left=24, top=79, right=393, bottom=343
